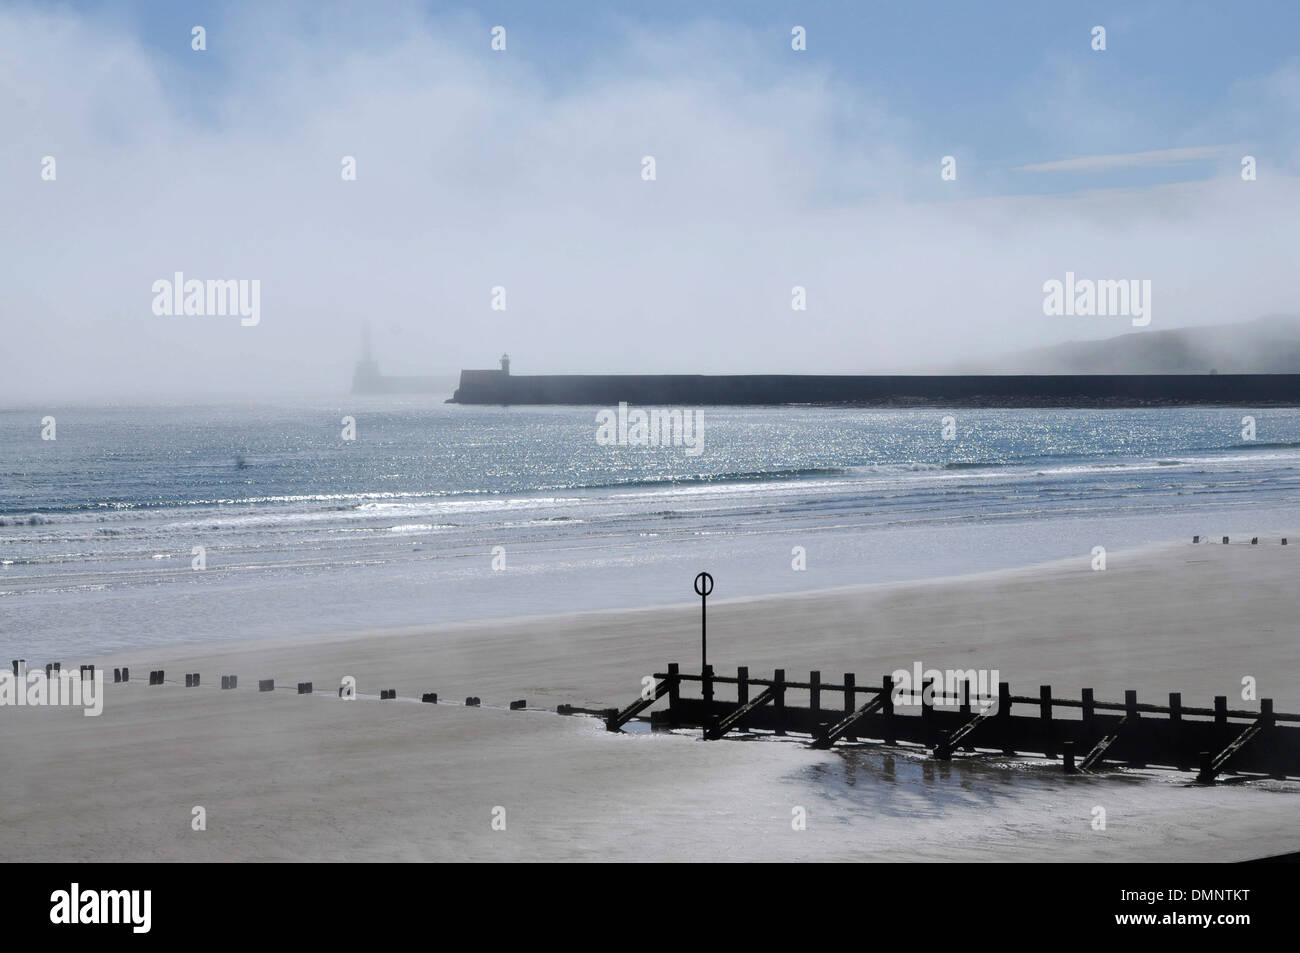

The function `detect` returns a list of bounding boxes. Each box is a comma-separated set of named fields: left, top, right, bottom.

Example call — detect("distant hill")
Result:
left=953, top=315, right=1300, bottom=374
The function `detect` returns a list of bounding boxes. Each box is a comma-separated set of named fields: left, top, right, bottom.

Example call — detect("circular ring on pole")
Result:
left=693, top=571, right=713, bottom=598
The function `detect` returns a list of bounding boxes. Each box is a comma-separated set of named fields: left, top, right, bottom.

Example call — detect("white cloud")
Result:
left=1013, top=146, right=1231, bottom=173
left=1, top=3, right=1297, bottom=401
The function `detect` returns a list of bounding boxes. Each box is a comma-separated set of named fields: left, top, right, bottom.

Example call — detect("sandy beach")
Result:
left=3, top=537, right=1298, bottom=862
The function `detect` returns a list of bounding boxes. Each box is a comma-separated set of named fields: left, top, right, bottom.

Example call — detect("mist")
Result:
left=4, top=2, right=1300, bottom=403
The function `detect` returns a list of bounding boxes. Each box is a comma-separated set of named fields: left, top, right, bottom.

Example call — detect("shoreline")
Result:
left=80, top=535, right=1295, bottom=705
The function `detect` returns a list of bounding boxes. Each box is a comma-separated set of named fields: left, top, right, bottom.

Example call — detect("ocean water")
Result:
left=6, top=398, right=1300, bottom=658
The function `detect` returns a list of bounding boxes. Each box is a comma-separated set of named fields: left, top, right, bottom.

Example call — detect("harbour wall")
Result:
left=446, top=372, right=1300, bottom=406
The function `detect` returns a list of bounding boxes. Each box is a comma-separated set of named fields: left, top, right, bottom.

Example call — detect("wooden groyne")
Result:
left=9, top=658, right=526, bottom=712
left=609, top=664, right=1300, bottom=783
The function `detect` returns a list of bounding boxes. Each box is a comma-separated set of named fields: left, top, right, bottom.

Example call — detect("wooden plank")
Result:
left=809, top=693, right=885, bottom=750
left=1078, top=715, right=1128, bottom=772
left=1197, top=717, right=1266, bottom=783
left=934, top=701, right=1000, bottom=759
left=605, top=677, right=674, bottom=732
left=704, top=687, right=776, bottom=740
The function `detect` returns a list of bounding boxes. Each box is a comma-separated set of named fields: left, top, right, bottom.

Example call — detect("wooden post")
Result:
left=1262, top=700, right=1282, bottom=779
left=809, top=670, right=821, bottom=730
left=1214, top=695, right=1227, bottom=728
left=998, top=682, right=1013, bottom=755
left=737, top=666, right=749, bottom=733
left=959, top=678, right=974, bottom=751
left=667, top=662, right=680, bottom=727
left=1126, top=690, right=1144, bottom=767
left=935, top=729, right=950, bottom=761
left=1040, top=685, right=1055, bottom=758
left=1082, top=688, right=1095, bottom=731
left=702, top=664, right=714, bottom=740
left=921, top=676, right=935, bottom=746
left=1169, top=692, right=1185, bottom=770
left=1063, top=740, right=1076, bottom=774
left=882, top=674, right=896, bottom=745
left=1199, top=751, right=1212, bottom=783
left=773, top=669, right=786, bottom=736
left=843, top=673, right=856, bottom=742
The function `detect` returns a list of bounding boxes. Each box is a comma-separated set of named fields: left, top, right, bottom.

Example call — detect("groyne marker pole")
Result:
left=694, top=572, right=713, bottom=673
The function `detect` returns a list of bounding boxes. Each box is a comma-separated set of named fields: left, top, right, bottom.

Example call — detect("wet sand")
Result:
left=2, top=537, right=1297, bottom=861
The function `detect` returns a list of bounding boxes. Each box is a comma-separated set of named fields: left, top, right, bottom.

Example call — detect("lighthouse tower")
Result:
left=500, top=353, right=511, bottom=375
left=352, top=321, right=383, bottom=393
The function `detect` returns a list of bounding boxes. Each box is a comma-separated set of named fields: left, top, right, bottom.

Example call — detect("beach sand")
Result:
left=3, top=538, right=1298, bottom=861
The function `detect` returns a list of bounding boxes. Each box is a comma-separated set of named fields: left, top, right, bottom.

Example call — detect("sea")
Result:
left=6, top=398, right=1300, bottom=659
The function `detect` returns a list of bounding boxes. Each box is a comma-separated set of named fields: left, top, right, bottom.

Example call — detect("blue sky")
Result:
left=57, top=0, right=1300, bottom=195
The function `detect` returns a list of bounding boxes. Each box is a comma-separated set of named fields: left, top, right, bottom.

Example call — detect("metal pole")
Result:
left=694, top=571, right=713, bottom=674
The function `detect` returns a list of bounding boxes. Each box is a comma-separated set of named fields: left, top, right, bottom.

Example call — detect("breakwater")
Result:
left=447, top=371, right=1300, bottom=406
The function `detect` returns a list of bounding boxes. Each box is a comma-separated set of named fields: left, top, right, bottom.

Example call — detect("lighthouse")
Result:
left=352, top=321, right=382, bottom=392
left=500, top=353, right=511, bottom=375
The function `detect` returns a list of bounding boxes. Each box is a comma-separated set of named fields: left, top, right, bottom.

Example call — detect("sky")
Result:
left=4, top=0, right=1300, bottom=400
